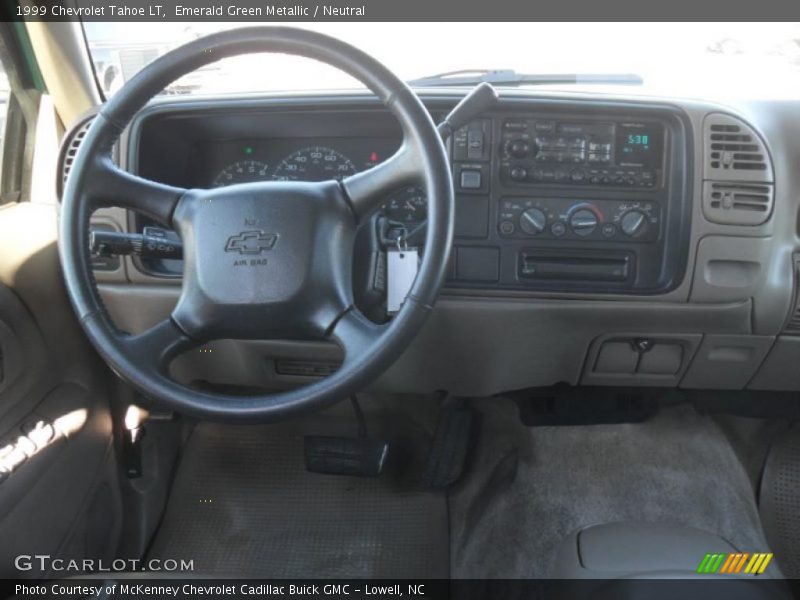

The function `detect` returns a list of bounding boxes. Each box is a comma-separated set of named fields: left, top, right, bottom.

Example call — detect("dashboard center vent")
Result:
left=57, top=114, right=96, bottom=201
left=702, top=182, right=774, bottom=226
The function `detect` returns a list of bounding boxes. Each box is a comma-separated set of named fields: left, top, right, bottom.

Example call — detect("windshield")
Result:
left=83, top=22, right=800, bottom=99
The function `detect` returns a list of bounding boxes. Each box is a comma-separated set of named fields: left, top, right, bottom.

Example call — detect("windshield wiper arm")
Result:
left=408, top=69, right=643, bottom=88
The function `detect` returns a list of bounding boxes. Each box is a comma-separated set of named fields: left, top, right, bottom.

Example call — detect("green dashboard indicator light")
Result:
left=244, top=146, right=254, bottom=155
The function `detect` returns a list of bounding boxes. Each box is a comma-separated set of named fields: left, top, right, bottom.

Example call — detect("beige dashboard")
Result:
left=76, top=88, right=800, bottom=396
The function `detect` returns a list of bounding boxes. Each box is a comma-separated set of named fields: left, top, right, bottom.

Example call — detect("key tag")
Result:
left=386, top=233, right=419, bottom=315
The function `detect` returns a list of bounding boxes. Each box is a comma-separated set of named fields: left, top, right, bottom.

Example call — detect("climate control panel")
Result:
left=498, top=197, right=660, bottom=243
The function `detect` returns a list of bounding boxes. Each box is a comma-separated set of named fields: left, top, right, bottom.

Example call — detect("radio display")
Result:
left=615, top=123, right=663, bottom=168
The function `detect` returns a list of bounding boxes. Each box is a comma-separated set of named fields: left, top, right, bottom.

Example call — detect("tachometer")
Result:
left=213, top=160, right=271, bottom=187
left=272, top=146, right=357, bottom=182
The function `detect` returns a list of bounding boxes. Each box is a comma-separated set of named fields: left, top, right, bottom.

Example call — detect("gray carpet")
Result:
left=147, top=416, right=448, bottom=578
left=449, top=399, right=771, bottom=578
left=712, top=412, right=790, bottom=491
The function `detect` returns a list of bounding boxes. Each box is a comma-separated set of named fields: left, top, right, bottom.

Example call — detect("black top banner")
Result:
left=3, top=0, right=800, bottom=22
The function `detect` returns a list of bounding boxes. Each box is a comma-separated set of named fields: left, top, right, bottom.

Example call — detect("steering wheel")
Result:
left=59, top=27, right=454, bottom=422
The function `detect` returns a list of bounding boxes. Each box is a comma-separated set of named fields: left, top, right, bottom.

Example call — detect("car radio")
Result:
left=499, top=118, right=664, bottom=189
left=443, top=105, right=690, bottom=295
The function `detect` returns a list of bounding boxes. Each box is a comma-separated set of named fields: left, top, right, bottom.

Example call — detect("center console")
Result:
left=448, top=101, right=692, bottom=295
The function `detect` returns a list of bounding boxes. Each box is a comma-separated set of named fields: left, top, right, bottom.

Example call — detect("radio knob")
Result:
left=510, top=166, right=529, bottom=182
left=569, top=168, right=586, bottom=183
left=569, top=208, right=598, bottom=236
left=620, top=209, right=648, bottom=238
left=519, top=207, right=547, bottom=235
left=506, top=139, right=531, bottom=159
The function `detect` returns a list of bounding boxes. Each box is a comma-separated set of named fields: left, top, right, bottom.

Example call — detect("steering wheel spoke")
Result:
left=341, top=142, right=422, bottom=221
left=88, top=156, right=187, bottom=227
left=120, top=318, right=197, bottom=374
left=330, top=308, right=388, bottom=364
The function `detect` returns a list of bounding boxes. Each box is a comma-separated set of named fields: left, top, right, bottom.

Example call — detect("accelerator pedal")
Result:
left=420, top=396, right=476, bottom=489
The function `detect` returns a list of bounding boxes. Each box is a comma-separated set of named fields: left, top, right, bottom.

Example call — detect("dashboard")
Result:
left=128, top=99, right=691, bottom=298
left=77, top=89, right=800, bottom=397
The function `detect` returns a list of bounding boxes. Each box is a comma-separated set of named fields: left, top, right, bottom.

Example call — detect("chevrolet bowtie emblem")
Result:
left=225, top=231, right=278, bottom=254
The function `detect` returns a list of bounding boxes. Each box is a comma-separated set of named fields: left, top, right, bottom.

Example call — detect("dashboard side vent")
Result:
left=703, top=113, right=773, bottom=184
left=702, top=181, right=774, bottom=226
left=784, top=258, right=800, bottom=335
left=57, top=115, right=95, bottom=200
left=784, top=308, right=800, bottom=335
left=703, top=113, right=774, bottom=226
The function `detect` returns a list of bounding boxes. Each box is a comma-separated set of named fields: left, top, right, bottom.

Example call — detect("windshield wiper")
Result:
left=408, top=69, right=643, bottom=88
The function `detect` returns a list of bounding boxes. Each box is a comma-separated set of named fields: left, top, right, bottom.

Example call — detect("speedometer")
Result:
left=272, top=146, right=357, bottom=182
left=213, top=160, right=270, bottom=187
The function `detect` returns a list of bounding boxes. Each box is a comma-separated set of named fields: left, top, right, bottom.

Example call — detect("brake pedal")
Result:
left=304, top=396, right=389, bottom=477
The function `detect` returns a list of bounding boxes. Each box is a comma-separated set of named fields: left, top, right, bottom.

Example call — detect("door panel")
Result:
left=0, top=196, right=123, bottom=579
left=0, top=39, right=122, bottom=572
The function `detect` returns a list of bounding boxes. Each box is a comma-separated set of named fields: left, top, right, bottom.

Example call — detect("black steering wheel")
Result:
left=59, top=27, right=454, bottom=422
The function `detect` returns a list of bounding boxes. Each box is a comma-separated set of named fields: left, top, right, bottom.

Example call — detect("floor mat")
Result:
left=760, top=424, right=800, bottom=577
left=147, top=419, right=448, bottom=578
left=449, top=399, right=771, bottom=578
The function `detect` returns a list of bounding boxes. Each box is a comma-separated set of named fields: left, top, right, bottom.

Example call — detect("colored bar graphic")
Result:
left=758, top=554, right=773, bottom=574
left=698, top=552, right=773, bottom=575
left=697, top=553, right=713, bottom=574
left=711, top=554, right=725, bottom=573
left=734, top=553, right=750, bottom=573
left=720, top=553, right=737, bottom=574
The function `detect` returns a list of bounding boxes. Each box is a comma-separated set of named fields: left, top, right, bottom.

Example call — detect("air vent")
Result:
left=703, top=113, right=774, bottom=226
left=709, top=124, right=765, bottom=171
left=704, top=113, right=773, bottom=183
left=784, top=259, right=800, bottom=335
left=784, top=309, right=800, bottom=334
left=274, top=359, right=341, bottom=378
left=56, top=115, right=95, bottom=201
left=702, top=181, right=774, bottom=226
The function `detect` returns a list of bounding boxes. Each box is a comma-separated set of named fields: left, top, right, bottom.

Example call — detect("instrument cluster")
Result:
left=199, top=137, right=427, bottom=227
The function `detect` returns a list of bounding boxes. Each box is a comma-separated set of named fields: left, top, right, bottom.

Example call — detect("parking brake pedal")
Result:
left=304, top=396, right=389, bottom=477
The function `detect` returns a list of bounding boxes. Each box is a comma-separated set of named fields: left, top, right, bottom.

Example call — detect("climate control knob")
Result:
left=569, top=208, right=598, bottom=236
left=620, top=210, right=649, bottom=238
left=510, top=166, right=529, bottom=182
left=519, top=207, right=547, bottom=235
left=506, top=139, right=531, bottom=159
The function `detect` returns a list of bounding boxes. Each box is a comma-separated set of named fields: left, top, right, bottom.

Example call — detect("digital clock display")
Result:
left=626, top=133, right=650, bottom=146
left=615, top=123, right=663, bottom=167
